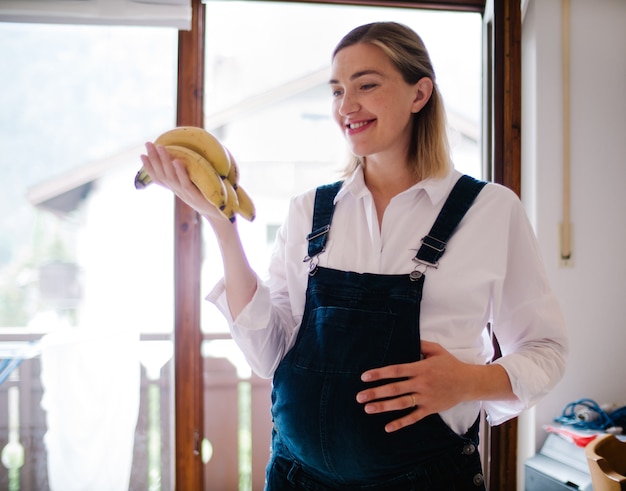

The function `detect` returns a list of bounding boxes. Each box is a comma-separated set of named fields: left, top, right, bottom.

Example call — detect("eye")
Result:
left=360, top=83, right=378, bottom=91
left=331, top=87, right=343, bottom=97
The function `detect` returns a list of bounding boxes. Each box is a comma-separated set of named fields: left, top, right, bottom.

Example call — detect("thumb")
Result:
left=420, top=340, right=443, bottom=358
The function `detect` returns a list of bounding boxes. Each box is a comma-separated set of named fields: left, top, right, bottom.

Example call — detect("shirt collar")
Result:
left=336, top=164, right=460, bottom=206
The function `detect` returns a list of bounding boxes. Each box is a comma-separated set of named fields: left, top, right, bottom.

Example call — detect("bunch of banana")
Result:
left=134, top=126, right=256, bottom=222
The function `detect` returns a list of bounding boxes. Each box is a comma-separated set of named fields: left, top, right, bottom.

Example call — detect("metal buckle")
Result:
left=306, top=224, right=330, bottom=241
left=421, top=235, right=446, bottom=252
left=412, top=257, right=438, bottom=269
left=303, top=254, right=320, bottom=276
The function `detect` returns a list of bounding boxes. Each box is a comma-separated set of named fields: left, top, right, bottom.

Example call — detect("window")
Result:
left=0, top=22, right=178, bottom=490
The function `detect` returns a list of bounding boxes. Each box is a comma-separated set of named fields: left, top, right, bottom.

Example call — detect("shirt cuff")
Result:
left=205, top=275, right=271, bottom=331
left=482, top=353, right=555, bottom=426
left=481, top=358, right=527, bottom=425
left=482, top=399, right=527, bottom=426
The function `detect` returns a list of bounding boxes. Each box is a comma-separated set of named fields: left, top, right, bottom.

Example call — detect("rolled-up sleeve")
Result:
left=486, top=294, right=568, bottom=424
left=205, top=202, right=304, bottom=378
left=483, top=198, right=568, bottom=425
left=206, top=276, right=286, bottom=378
left=206, top=275, right=271, bottom=331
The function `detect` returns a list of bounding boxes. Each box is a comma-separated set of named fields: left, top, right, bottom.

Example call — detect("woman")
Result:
left=141, top=22, right=567, bottom=491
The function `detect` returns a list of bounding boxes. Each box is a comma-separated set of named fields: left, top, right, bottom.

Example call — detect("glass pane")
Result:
left=0, top=23, right=178, bottom=490
left=201, top=2, right=482, bottom=490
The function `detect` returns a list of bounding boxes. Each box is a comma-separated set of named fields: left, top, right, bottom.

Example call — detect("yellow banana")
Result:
left=134, top=167, right=152, bottom=189
left=163, top=145, right=227, bottom=210
left=220, top=179, right=239, bottom=223
left=225, top=148, right=239, bottom=186
left=136, top=126, right=256, bottom=223
left=235, top=185, right=256, bottom=222
left=155, top=126, right=231, bottom=177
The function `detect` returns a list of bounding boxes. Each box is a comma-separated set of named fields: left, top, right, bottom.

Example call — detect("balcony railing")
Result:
left=0, top=330, right=272, bottom=491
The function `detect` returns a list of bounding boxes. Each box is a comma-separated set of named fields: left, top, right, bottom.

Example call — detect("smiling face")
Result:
left=330, top=42, right=432, bottom=167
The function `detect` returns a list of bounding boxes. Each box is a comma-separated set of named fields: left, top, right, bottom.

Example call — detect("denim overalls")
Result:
left=267, top=176, right=488, bottom=491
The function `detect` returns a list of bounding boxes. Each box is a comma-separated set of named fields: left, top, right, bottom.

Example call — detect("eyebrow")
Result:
left=329, top=69, right=383, bottom=85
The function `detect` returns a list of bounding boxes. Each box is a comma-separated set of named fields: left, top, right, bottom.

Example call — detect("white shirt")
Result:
left=208, top=166, right=568, bottom=435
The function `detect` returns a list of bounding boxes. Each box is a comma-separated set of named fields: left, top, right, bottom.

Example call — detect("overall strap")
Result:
left=415, top=175, right=487, bottom=267
left=305, top=180, right=343, bottom=260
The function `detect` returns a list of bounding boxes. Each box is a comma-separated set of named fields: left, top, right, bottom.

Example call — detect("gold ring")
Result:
left=410, top=394, right=416, bottom=408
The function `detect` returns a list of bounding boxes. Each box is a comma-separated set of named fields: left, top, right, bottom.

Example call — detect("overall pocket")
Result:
left=293, top=306, right=397, bottom=374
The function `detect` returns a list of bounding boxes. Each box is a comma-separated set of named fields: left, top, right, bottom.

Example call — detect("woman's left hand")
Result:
left=355, top=340, right=477, bottom=433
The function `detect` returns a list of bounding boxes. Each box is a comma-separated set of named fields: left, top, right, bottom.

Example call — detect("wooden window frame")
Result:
left=173, top=0, right=521, bottom=488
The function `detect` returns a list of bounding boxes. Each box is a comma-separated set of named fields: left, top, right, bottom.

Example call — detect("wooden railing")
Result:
left=0, top=331, right=272, bottom=491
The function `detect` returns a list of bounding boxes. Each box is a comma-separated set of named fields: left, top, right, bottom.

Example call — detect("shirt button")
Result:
left=462, top=443, right=476, bottom=455
left=473, top=473, right=484, bottom=486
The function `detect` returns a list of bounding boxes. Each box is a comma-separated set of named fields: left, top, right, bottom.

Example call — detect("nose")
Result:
left=337, top=90, right=359, bottom=116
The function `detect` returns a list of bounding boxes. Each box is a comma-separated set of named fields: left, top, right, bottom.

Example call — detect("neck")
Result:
left=363, top=158, right=418, bottom=198
left=363, top=158, right=418, bottom=227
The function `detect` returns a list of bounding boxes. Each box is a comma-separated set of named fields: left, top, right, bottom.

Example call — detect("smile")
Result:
left=346, top=120, right=374, bottom=130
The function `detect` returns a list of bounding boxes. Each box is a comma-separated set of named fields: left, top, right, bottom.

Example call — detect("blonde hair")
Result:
left=333, top=22, right=451, bottom=180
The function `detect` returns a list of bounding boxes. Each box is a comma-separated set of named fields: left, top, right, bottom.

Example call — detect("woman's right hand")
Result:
left=140, top=142, right=233, bottom=227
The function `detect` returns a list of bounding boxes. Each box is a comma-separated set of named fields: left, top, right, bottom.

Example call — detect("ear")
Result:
left=411, top=77, right=434, bottom=114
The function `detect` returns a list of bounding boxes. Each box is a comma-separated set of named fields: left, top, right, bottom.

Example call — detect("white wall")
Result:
left=521, top=0, right=626, bottom=462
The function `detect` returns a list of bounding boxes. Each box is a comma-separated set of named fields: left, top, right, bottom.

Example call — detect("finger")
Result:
left=361, top=361, right=414, bottom=383
left=420, top=340, right=443, bottom=357
left=384, top=406, right=429, bottom=433
left=172, top=159, right=205, bottom=201
left=142, top=143, right=169, bottom=183
left=362, top=392, right=417, bottom=415
left=140, top=154, right=155, bottom=177
left=166, top=158, right=231, bottom=221
left=155, top=145, right=182, bottom=182
left=145, top=142, right=164, bottom=165
left=357, top=378, right=415, bottom=405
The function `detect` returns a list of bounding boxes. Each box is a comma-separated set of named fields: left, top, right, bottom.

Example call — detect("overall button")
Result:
left=462, top=443, right=476, bottom=455
left=473, top=473, right=485, bottom=486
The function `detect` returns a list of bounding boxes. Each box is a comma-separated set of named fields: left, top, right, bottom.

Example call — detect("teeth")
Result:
left=348, top=121, right=369, bottom=129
